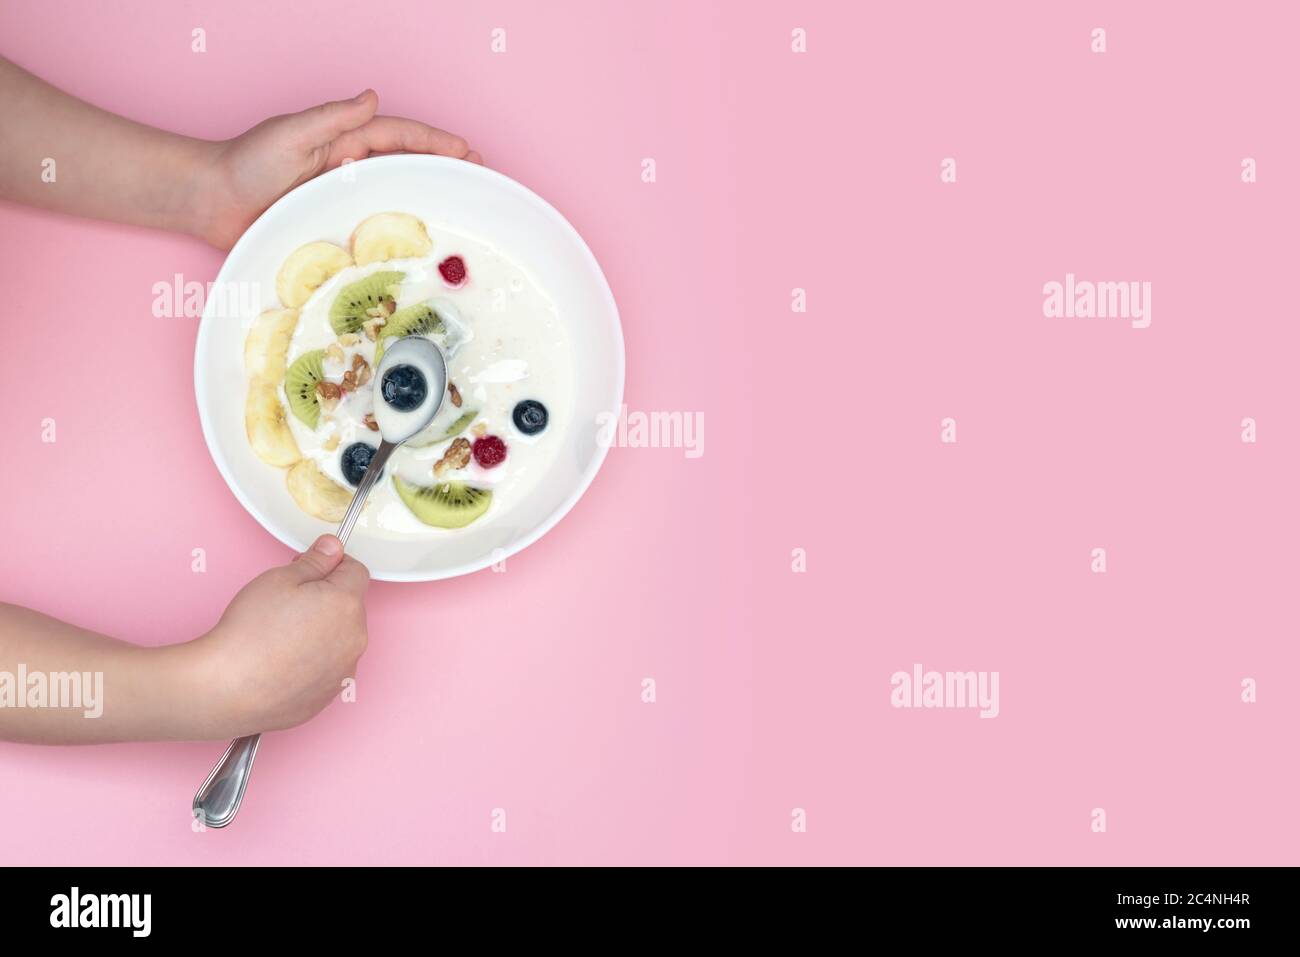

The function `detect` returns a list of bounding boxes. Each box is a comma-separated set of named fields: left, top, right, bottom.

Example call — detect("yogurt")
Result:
left=281, top=223, right=572, bottom=537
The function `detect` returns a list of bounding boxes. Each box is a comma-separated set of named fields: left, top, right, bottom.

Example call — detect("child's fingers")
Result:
left=297, top=90, right=379, bottom=142
left=345, top=116, right=471, bottom=159
left=326, top=555, right=371, bottom=596
left=287, top=535, right=345, bottom=582
left=465, top=150, right=484, bottom=165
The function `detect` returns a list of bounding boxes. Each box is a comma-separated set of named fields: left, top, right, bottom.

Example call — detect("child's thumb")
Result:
left=288, top=535, right=345, bottom=581
left=297, top=90, right=378, bottom=140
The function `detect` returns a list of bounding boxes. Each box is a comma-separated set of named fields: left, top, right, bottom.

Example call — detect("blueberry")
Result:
left=512, top=399, right=549, bottom=435
left=381, top=364, right=427, bottom=412
left=341, top=442, right=382, bottom=487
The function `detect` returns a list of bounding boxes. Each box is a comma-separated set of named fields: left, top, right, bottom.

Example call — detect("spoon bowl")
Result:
left=371, top=336, right=449, bottom=445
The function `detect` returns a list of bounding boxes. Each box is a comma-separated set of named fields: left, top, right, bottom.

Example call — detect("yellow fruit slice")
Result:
left=245, top=379, right=301, bottom=467
left=276, top=242, right=353, bottom=308
left=286, top=459, right=352, bottom=522
left=243, top=308, right=300, bottom=382
left=351, top=212, right=432, bottom=265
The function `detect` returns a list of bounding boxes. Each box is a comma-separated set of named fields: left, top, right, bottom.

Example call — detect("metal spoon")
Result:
left=193, top=337, right=448, bottom=828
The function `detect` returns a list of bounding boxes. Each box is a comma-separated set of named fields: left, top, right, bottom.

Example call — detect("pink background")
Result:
left=2, top=1, right=1297, bottom=865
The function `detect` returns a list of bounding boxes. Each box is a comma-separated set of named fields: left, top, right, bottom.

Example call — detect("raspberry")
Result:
left=472, top=434, right=507, bottom=468
left=438, top=255, right=467, bottom=286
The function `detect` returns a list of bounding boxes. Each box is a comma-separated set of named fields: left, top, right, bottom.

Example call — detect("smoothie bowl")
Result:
left=195, top=155, right=623, bottom=581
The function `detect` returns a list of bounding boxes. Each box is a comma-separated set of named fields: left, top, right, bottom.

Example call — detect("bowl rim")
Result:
left=193, top=153, right=625, bottom=582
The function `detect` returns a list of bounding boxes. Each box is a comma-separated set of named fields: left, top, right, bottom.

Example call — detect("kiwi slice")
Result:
left=285, top=350, right=326, bottom=429
left=437, top=410, right=478, bottom=440
left=406, top=409, right=479, bottom=448
left=393, top=476, right=492, bottom=528
left=329, top=270, right=404, bottom=335
left=374, top=303, right=446, bottom=365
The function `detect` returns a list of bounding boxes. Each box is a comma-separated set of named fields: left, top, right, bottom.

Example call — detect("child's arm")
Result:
left=0, top=55, right=481, bottom=249
left=0, top=536, right=368, bottom=744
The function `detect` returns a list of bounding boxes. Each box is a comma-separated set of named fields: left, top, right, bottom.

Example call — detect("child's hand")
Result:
left=196, top=90, right=482, bottom=249
left=193, top=534, right=370, bottom=737
left=0, top=534, right=369, bottom=744
left=3, top=62, right=480, bottom=250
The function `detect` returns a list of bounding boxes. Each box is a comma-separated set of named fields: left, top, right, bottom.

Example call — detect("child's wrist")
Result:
left=143, top=635, right=244, bottom=741
left=179, top=139, right=229, bottom=245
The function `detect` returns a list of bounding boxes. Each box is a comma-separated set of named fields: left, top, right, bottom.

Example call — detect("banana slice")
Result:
left=351, top=212, right=432, bottom=265
left=245, top=379, right=301, bottom=467
left=286, top=459, right=353, bottom=522
left=276, top=242, right=353, bottom=308
left=243, top=308, right=300, bottom=381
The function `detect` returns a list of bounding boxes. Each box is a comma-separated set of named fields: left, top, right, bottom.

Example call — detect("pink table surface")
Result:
left=1, top=0, right=1297, bottom=866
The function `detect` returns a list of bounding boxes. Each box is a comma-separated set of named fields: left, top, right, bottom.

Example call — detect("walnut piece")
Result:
left=448, top=382, right=462, bottom=408
left=352, top=354, right=372, bottom=387
left=433, top=437, right=472, bottom=477
left=339, top=333, right=361, bottom=347
left=316, top=380, right=343, bottom=413
left=363, top=412, right=380, bottom=432
left=325, top=343, right=345, bottom=365
left=362, top=317, right=387, bottom=341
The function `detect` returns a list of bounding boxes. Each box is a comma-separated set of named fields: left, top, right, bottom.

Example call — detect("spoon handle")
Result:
left=192, top=734, right=261, bottom=828
left=335, top=439, right=397, bottom=545
left=191, top=440, right=396, bottom=828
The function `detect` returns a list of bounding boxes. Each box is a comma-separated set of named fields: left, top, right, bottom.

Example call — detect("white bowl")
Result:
left=194, top=155, right=624, bottom=581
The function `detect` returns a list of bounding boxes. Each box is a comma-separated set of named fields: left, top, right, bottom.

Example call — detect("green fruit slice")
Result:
left=374, top=303, right=446, bottom=365
left=329, top=270, right=404, bottom=335
left=437, top=410, right=477, bottom=440
left=406, top=410, right=479, bottom=449
left=284, top=350, right=326, bottom=429
left=393, top=476, right=492, bottom=529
